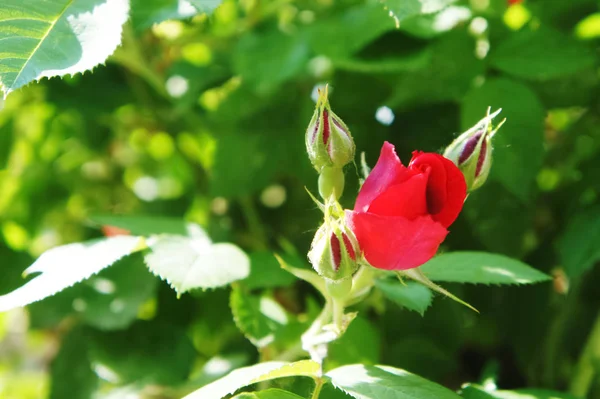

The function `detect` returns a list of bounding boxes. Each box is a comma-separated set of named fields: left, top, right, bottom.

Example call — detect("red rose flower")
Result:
left=346, top=142, right=467, bottom=270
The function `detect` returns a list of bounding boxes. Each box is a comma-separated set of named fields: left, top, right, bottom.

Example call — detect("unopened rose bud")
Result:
left=308, top=222, right=359, bottom=281
left=443, top=108, right=505, bottom=192
left=305, top=86, right=355, bottom=172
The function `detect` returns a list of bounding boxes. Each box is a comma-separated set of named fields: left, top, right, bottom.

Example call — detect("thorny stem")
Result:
left=570, top=310, right=600, bottom=397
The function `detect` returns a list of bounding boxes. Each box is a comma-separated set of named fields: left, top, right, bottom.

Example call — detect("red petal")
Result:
left=346, top=210, right=448, bottom=270
left=409, top=152, right=466, bottom=228
left=366, top=173, right=428, bottom=220
left=355, top=142, right=413, bottom=212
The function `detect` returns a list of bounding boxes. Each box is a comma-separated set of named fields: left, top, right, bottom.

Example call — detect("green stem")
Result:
left=332, top=298, right=344, bottom=333
left=311, top=378, right=324, bottom=399
left=570, top=310, right=600, bottom=397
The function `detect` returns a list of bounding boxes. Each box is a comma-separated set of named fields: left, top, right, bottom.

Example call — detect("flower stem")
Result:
left=311, top=378, right=324, bottom=399
left=332, top=297, right=344, bottom=332
left=570, top=310, right=600, bottom=397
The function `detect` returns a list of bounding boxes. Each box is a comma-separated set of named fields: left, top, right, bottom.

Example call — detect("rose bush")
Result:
left=346, top=142, right=467, bottom=270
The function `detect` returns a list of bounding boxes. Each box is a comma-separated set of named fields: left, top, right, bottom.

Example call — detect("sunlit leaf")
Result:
left=0, top=236, right=143, bottom=312
left=0, top=0, right=129, bottom=98
left=230, top=285, right=288, bottom=348
left=420, top=252, right=551, bottom=285
left=327, top=364, right=462, bottom=399
left=144, top=235, right=250, bottom=294
left=461, top=384, right=579, bottom=399
left=233, top=389, right=306, bottom=399
left=183, top=362, right=289, bottom=399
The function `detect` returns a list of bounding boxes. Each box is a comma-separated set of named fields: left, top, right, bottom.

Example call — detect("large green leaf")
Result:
left=489, top=28, right=596, bottom=81
left=230, top=285, right=288, bottom=348
left=0, top=236, right=143, bottom=312
left=233, top=390, right=306, bottom=399
left=461, top=78, right=545, bottom=202
left=326, top=364, right=462, bottom=399
left=419, top=252, right=550, bottom=285
left=183, top=361, right=320, bottom=399
left=0, top=0, right=129, bottom=98
left=558, top=206, right=600, bottom=277
left=461, top=384, right=579, bottom=399
left=375, top=279, right=432, bottom=315
left=144, top=234, right=250, bottom=294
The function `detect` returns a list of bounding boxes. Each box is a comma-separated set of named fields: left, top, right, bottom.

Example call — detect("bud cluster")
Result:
left=443, top=108, right=505, bottom=192
left=305, top=86, right=358, bottom=281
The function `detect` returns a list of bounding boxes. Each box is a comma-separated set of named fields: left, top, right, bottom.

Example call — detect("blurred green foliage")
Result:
left=1, top=0, right=600, bottom=398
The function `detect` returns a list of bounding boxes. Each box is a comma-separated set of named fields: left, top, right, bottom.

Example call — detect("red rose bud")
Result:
left=443, top=108, right=505, bottom=192
left=346, top=142, right=467, bottom=270
left=305, top=86, right=355, bottom=172
left=308, top=222, right=359, bottom=280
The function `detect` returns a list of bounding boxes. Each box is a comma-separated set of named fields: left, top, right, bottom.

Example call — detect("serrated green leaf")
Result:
left=230, top=285, right=288, bottom=348
left=90, top=214, right=189, bottom=236
left=0, top=0, right=129, bottom=98
left=558, top=206, right=600, bottom=278
left=461, top=78, right=544, bottom=201
left=489, top=28, right=595, bottom=81
left=461, top=384, right=580, bottom=399
left=419, top=252, right=551, bottom=285
left=375, top=279, right=432, bottom=316
left=144, top=235, right=250, bottom=294
left=233, top=389, right=306, bottom=399
left=183, top=362, right=289, bottom=399
left=0, top=236, right=143, bottom=312
left=326, top=364, right=462, bottom=399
